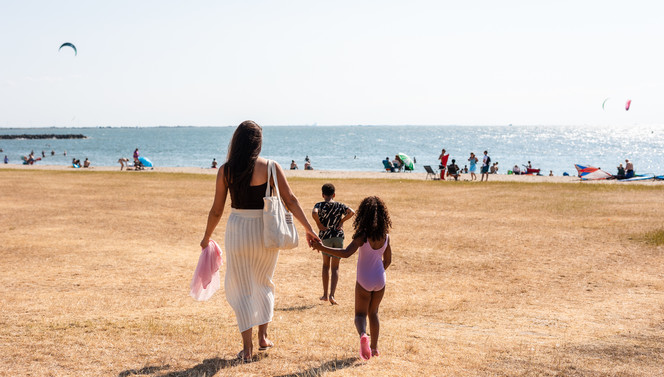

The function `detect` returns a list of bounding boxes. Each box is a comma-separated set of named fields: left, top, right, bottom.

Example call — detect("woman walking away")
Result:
left=312, top=196, right=392, bottom=361
left=200, top=120, right=320, bottom=363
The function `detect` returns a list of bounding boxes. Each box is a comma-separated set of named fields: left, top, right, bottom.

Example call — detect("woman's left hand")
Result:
left=305, top=229, right=320, bottom=248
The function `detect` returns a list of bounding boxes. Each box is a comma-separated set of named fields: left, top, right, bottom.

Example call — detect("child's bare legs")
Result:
left=354, top=283, right=385, bottom=354
left=321, top=254, right=331, bottom=301
left=329, top=257, right=340, bottom=304
left=368, top=287, right=385, bottom=354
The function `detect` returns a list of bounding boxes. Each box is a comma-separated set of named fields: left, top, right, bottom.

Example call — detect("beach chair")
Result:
left=382, top=160, right=395, bottom=172
left=423, top=165, right=440, bottom=180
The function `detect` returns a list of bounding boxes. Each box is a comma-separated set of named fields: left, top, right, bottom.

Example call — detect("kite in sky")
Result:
left=625, top=100, right=632, bottom=111
left=58, top=42, right=77, bottom=56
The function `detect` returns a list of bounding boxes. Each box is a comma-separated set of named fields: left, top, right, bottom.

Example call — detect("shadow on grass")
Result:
left=275, top=357, right=360, bottom=377
left=118, top=365, right=170, bottom=377
left=118, top=354, right=268, bottom=377
left=275, top=304, right=315, bottom=312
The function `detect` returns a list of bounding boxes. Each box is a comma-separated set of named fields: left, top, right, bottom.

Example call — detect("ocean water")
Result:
left=1, top=125, right=663, bottom=176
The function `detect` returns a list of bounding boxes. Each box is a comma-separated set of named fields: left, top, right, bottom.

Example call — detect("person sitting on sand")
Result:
left=616, top=163, right=625, bottom=179
left=513, top=165, right=521, bottom=175
left=83, top=158, right=90, bottom=168
left=290, top=160, right=298, bottom=170
left=304, top=161, right=313, bottom=170
left=312, top=196, right=392, bottom=361
left=549, top=170, right=554, bottom=177
left=312, top=183, right=355, bottom=305
left=447, top=159, right=460, bottom=181
left=393, top=155, right=403, bottom=172
left=211, top=158, right=218, bottom=169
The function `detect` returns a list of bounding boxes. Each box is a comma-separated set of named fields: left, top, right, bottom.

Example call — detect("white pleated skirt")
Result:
left=225, top=209, right=280, bottom=332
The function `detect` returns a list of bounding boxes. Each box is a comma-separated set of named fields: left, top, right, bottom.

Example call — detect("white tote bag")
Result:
left=263, top=160, right=299, bottom=249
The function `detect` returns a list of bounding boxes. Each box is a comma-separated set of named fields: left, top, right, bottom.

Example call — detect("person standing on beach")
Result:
left=480, top=151, right=491, bottom=182
left=312, top=183, right=355, bottom=305
left=438, top=149, right=449, bottom=180
left=200, top=120, right=319, bottom=363
left=133, top=148, right=140, bottom=164
left=468, top=152, right=478, bottom=181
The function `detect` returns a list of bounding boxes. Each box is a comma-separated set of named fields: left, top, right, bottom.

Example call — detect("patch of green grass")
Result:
left=643, top=229, right=664, bottom=246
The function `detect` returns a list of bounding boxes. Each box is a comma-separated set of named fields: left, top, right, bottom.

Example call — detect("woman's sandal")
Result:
left=236, top=350, right=253, bottom=363
left=258, top=341, right=274, bottom=351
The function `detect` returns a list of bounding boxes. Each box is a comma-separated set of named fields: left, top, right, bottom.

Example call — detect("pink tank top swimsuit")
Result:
left=356, top=235, right=388, bottom=292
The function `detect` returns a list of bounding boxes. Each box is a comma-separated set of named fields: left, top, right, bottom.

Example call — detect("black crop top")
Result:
left=231, top=182, right=268, bottom=209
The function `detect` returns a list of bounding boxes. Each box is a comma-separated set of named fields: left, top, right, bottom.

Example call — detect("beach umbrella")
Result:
left=138, top=156, right=153, bottom=167
left=397, top=153, right=414, bottom=171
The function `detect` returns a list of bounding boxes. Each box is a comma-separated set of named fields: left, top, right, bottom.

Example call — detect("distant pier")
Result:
left=0, top=134, right=87, bottom=140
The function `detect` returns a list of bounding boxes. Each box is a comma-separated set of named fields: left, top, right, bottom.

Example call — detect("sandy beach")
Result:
left=1, top=168, right=663, bottom=376
left=4, top=163, right=664, bottom=185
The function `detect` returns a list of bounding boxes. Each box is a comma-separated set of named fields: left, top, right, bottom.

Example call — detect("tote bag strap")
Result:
left=265, top=160, right=282, bottom=200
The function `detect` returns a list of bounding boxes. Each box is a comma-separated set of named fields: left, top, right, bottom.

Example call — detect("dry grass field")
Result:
left=1, top=169, right=663, bottom=376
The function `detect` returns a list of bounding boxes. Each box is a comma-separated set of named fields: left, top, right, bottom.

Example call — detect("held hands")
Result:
left=305, top=229, right=321, bottom=249
left=310, top=239, right=323, bottom=252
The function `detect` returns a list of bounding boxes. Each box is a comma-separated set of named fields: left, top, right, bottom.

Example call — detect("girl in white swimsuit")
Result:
left=313, top=196, right=392, bottom=361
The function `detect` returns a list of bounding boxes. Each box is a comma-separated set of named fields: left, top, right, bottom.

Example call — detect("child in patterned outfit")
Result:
left=312, top=196, right=392, bottom=360
left=312, top=183, right=355, bottom=305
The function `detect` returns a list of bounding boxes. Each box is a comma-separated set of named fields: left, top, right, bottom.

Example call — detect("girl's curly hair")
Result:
left=352, top=196, right=392, bottom=241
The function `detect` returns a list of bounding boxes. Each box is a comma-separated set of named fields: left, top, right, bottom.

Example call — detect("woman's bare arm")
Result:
left=200, top=166, right=228, bottom=249
left=273, top=162, right=320, bottom=246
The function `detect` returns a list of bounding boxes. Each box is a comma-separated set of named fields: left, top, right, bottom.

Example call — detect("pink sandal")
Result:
left=359, top=334, right=371, bottom=361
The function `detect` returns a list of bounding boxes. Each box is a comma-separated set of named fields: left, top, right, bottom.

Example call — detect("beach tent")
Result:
left=574, top=164, right=612, bottom=180
left=397, top=153, right=414, bottom=171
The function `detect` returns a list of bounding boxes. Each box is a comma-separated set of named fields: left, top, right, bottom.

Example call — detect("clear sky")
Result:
left=1, top=0, right=663, bottom=127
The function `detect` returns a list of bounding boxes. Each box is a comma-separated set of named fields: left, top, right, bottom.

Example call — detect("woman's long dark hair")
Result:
left=352, top=196, right=392, bottom=241
left=224, top=120, right=262, bottom=201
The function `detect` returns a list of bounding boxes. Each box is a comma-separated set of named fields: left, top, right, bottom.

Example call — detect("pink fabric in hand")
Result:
left=189, top=240, right=223, bottom=301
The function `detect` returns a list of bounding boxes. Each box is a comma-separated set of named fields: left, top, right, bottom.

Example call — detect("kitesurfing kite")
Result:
left=625, top=100, right=632, bottom=111
left=58, top=42, right=77, bottom=56
left=575, top=164, right=612, bottom=180
left=602, top=98, right=610, bottom=110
